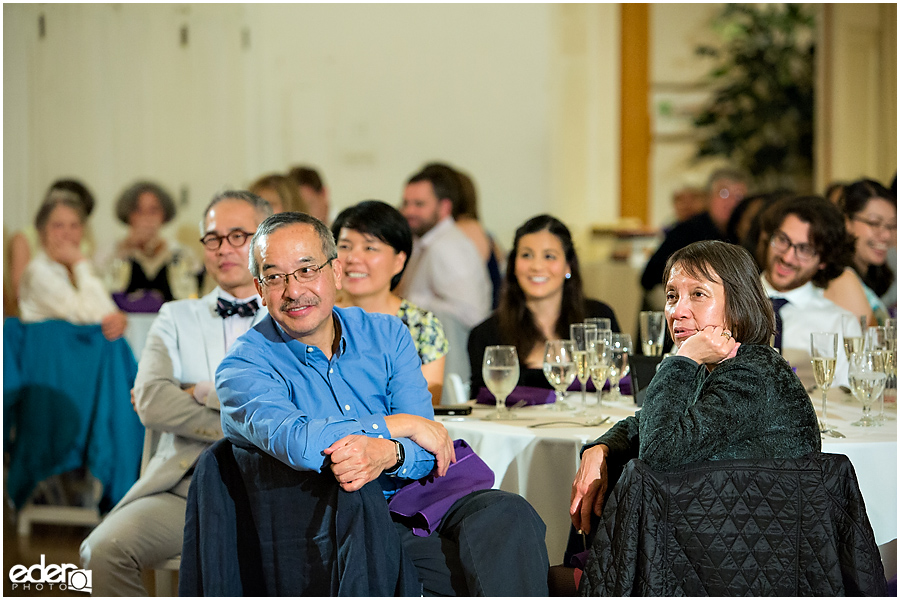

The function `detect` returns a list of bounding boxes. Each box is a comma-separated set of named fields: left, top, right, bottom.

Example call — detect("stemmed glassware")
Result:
left=848, top=351, right=886, bottom=427
left=639, top=311, right=666, bottom=356
left=585, top=317, right=611, bottom=334
left=607, top=333, right=632, bottom=402
left=570, top=324, right=597, bottom=415
left=864, top=326, right=889, bottom=424
left=885, top=318, right=897, bottom=401
left=840, top=314, right=866, bottom=360
left=543, top=340, right=576, bottom=410
left=481, top=345, right=520, bottom=421
left=810, top=332, right=840, bottom=437
left=589, top=329, right=612, bottom=409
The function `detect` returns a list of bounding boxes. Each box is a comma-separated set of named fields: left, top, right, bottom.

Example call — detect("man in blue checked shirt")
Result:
left=216, top=211, right=549, bottom=596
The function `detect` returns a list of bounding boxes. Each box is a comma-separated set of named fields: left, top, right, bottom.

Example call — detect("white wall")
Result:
left=3, top=4, right=621, bottom=261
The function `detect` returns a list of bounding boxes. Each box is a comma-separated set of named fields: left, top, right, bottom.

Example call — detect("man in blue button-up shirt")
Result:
left=216, top=211, right=549, bottom=596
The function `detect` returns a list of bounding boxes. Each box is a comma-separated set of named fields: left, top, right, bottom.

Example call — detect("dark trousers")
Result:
left=395, top=489, right=550, bottom=596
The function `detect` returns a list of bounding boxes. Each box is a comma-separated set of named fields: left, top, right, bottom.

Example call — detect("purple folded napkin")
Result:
left=476, top=386, right=556, bottom=406
left=388, top=439, right=494, bottom=537
left=112, top=290, right=165, bottom=313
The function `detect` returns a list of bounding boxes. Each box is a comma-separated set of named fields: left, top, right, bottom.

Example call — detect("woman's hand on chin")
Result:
left=675, top=325, right=739, bottom=366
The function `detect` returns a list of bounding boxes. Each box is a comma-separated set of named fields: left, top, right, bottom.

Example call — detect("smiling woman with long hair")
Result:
left=467, top=214, right=620, bottom=393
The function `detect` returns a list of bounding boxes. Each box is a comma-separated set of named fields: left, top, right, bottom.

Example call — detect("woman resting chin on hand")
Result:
left=570, top=240, right=819, bottom=540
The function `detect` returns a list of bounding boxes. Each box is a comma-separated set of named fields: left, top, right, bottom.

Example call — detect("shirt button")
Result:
left=329, top=368, right=334, bottom=374
left=402, top=468, right=407, bottom=475
left=306, top=347, right=313, bottom=353
left=344, top=404, right=351, bottom=411
left=372, top=424, right=379, bottom=430
left=378, top=435, right=383, bottom=439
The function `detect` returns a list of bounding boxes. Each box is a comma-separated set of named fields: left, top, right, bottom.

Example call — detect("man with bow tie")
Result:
left=80, top=191, right=272, bottom=595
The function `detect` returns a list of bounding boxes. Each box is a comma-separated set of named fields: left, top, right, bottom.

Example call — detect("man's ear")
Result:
left=254, top=278, right=266, bottom=306
left=438, top=197, right=454, bottom=220
left=332, top=257, right=343, bottom=290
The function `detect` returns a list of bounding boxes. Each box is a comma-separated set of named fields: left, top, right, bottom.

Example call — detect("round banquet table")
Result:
left=437, top=390, right=897, bottom=564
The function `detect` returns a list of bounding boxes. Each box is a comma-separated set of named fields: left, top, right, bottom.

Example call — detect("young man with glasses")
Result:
left=80, top=191, right=272, bottom=595
left=214, top=212, right=549, bottom=595
left=758, top=195, right=860, bottom=388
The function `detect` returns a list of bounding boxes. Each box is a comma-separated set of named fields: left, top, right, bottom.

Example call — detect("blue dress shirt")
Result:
left=216, top=305, right=437, bottom=494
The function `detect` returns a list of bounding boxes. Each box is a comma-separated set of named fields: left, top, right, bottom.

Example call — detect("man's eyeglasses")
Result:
left=769, top=230, right=818, bottom=262
left=200, top=230, right=254, bottom=251
left=852, top=216, right=897, bottom=234
left=258, top=258, right=334, bottom=289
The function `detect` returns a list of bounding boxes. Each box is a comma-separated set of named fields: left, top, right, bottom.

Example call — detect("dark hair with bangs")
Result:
left=331, top=200, right=412, bottom=290
left=664, top=240, right=774, bottom=345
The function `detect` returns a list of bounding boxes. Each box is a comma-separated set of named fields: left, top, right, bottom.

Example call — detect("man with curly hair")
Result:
left=758, top=195, right=861, bottom=388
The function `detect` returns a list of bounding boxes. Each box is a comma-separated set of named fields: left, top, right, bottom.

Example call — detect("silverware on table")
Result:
left=528, top=416, right=610, bottom=428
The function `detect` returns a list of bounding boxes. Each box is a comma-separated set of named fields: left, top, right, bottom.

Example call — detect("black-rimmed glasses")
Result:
left=200, top=230, right=254, bottom=251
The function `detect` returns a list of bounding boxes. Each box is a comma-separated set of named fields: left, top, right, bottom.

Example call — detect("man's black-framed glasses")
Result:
left=259, top=258, right=335, bottom=290
left=769, top=230, right=818, bottom=262
left=200, top=230, right=254, bottom=251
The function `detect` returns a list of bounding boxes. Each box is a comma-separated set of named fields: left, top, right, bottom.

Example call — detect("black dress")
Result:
left=466, top=298, right=620, bottom=392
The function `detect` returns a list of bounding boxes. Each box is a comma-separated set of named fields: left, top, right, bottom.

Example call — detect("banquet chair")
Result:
left=140, top=428, right=181, bottom=596
left=579, top=453, right=886, bottom=596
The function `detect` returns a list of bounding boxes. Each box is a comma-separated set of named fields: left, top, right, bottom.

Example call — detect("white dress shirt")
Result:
left=397, top=217, right=491, bottom=329
left=762, top=276, right=860, bottom=389
left=19, top=252, right=117, bottom=324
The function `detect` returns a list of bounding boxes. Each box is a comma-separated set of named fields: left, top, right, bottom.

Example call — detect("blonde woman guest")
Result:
left=19, top=193, right=127, bottom=341
left=250, top=173, right=308, bottom=215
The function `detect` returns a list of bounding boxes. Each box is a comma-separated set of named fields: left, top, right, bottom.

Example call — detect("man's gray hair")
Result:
left=198, top=190, right=273, bottom=236
left=248, top=212, right=338, bottom=279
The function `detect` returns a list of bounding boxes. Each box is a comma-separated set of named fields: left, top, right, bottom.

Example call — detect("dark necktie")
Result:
left=216, top=297, right=259, bottom=319
left=770, top=297, right=789, bottom=352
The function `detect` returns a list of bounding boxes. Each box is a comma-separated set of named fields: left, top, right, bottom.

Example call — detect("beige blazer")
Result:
left=113, top=288, right=266, bottom=509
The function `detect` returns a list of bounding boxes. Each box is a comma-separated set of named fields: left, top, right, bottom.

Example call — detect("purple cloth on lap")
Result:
left=388, top=439, right=494, bottom=537
left=112, top=290, right=165, bottom=313
left=475, top=386, right=556, bottom=406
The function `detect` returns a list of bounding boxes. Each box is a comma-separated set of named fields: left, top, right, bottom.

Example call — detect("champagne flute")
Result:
left=864, top=326, right=889, bottom=424
left=481, top=346, right=520, bottom=421
left=840, top=314, right=865, bottom=360
left=810, top=332, right=839, bottom=436
left=639, top=311, right=666, bottom=356
left=585, top=317, right=611, bottom=334
left=570, top=324, right=596, bottom=415
left=543, top=340, right=576, bottom=410
left=884, top=318, right=897, bottom=401
left=608, top=333, right=632, bottom=402
left=848, top=351, right=886, bottom=427
left=589, top=329, right=612, bottom=409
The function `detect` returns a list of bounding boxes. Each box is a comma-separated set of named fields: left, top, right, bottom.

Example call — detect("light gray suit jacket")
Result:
left=113, top=288, right=267, bottom=510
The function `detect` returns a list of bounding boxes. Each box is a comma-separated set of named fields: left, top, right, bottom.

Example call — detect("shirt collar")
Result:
left=271, top=307, right=348, bottom=365
left=416, top=216, right=454, bottom=248
left=217, top=288, right=261, bottom=305
left=760, top=274, right=819, bottom=303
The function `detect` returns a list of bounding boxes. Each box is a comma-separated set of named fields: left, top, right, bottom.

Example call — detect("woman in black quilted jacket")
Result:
left=570, top=240, right=821, bottom=536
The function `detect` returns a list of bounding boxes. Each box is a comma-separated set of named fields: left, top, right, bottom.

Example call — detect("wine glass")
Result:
left=570, top=324, right=596, bottom=415
left=848, top=351, right=886, bottom=427
left=481, top=346, right=520, bottom=421
left=543, top=340, right=576, bottom=410
left=884, top=318, right=897, bottom=401
left=585, top=317, right=611, bottom=334
left=588, top=329, right=612, bottom=409
left=840, top=314, right=865, bottom=360
left=864, top=326, right=889, bottom=424
left=639, top=311, right=666, bottom=356
left=608, top=333, right=632, bottom=402
left=810, top=332, right=839, bottom=436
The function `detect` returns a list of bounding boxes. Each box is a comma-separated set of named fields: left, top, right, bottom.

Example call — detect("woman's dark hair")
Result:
left=35, top=191, right=87, bottom=234
left=331, top=200, right=412, bottom=291
left=497, top=214, right=586, bottom=360
left=836, top=178, right=896, bottom=296
left=756, top=195, right=854, bottom=288
left=46, top=179, right=95, bottom=217
left=664, top=240, right=775, bottom=345
left=115, top=181, right=176, bottom=224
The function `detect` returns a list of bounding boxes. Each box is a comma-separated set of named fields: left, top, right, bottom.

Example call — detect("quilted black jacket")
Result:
left=580, top=453, right=887, bottom=596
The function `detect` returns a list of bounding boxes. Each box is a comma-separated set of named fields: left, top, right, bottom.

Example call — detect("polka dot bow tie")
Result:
left=215, top=298, right=259, bottom=319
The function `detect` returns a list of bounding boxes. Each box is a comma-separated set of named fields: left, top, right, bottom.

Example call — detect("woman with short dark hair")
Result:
left=570, top=240, right=820, bottom=536
left=332, top=200, right=448, bottom=405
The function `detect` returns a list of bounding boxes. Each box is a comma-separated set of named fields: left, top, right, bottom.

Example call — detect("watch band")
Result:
left=385, top=439, right=405, bottom=475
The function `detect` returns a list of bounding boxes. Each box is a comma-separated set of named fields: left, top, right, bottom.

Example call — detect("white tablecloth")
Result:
left=439, top=391, right=897, bottom=563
